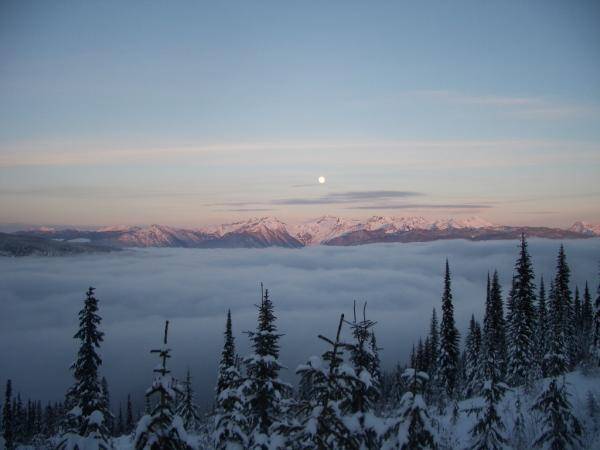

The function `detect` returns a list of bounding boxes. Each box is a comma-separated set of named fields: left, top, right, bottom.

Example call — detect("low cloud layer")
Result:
left=1, top=239, right=599, bottom=411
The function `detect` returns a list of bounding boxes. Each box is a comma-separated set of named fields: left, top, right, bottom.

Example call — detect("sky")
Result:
left=0, top=0, right=599, bottom=227
left=1, top=238, right=598, bottom=408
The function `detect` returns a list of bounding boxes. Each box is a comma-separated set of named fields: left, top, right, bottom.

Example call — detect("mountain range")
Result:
left=8, top=216, right=600, bottom=252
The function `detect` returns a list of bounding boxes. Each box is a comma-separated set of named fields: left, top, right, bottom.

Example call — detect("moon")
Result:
left=318, top=176, right=326, bottom=184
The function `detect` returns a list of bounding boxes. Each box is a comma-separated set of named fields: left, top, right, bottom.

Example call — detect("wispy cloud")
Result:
left=349, top=203, right=491, bottom=210
left=219, top=208, right=276, bottom=212
left=1, top=138, right=598, bottom=169
left=271, top=190, right=423, bottom=205
left=411, top=90, right=597, bottom=120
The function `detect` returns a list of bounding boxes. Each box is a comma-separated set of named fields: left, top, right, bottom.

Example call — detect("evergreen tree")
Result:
left=436, top=260, right=460, bottom=402
left=383, top=369, right=437, bottom=450
left=531, top=378, right=582, bottom=450
left=506, top=235, right=536, bottom=387
left=573, top=286, right=585, bottom=366
left=554, top=245, right=576, bottom=368
left=467, top=346, right=509, bottom=450
left=535, top=278, right=549, bottom=376
left=116, top=404, right=123, bottom=437
left=213, top=310, right=247, bottom=449
left=241, top=286, right=290, bottom=448
left=464, top=315, right=483, bottom=398
left=346, top=301, right=380, bottom=449
left=581, top=282, right=594, bottom=365
left=3, top=379, right=14, bottom=450
left=101, top=377, right=114, bottom=436
left=593, top=279, right=600, bottom=367
left=428, top=308, right=439, bottom=379
left=133, top=321, right=194, bottom=450
left=126, top=395, right=134, bottom=434
left=511, top=396, right=527, bottom=450
left=59, top=287, right=111, bottom=450
left=176, top=369, right=200, bottom=432
left=370, top=332, right=382, bottom=404
left=296, top=313, right=360, bottom=449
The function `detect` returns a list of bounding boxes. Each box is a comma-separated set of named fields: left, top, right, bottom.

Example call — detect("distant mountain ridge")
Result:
left=0, top=232, right=117, bottom=257
left=12, top=216, right=599, bottom=250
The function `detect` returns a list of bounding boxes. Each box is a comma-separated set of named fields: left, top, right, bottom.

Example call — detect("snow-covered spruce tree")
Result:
left=58, top=286, right=112, bottom=450
left=177, top=369, right=200, bottom=432
left=213, top=309, right=247, bottom=450
left=593, top=280, right=600, bottom=367
left=100, top=377, right=114, bottom=436
left=535, top=277, right=550, bottom=377
left=581, top=282, right=594, bottom=366
left=506, top=234, right=537, bottom=388
left=116, top=405, right=123, bottom=437
left=126, top=394, right=134, bottom=435
left=241, top=287, right=290, bottom=449
left=295, top=313, right=360, bottom=449
left=464, top=314, right=483, bottom=398
left=531, top=378, right=582, bottom=449
left=436, top=260, right=460, bottom=404
left=425, top=308, right=440, bottom=404
left=346, top=301, right=381, bottom=449
left=383, top=368, right=437, bottom=450
left=369, top=331, right=382, bottom=404
left=3, top=379, right=14, bottom=450
left=511, top=396, right=527, bottom=450
left=466, top=343, right=509, bottom=450
left=554, top=244, right=576, bottom=368
left=531, top=271, right=583, bottom=450
left=133, top=321, right=194, bottom=450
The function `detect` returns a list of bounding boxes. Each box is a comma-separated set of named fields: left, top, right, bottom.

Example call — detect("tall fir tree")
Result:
left=176, top=369, right=200, bottom=432
left=59, top=287, right=111, bottom=450
left=581, top=282, right=594, bottom=364
left=466, top=346, right=509, bottom=450
left=117, top=405, right=123, bottom=437
left=531, top=378, right=582, bottom=450
left=214, top=310, right=247, bottom=449
left=3, top=379, right=14, bottom=450
left=554, top=245, right=576, bottom=368
left=369, top=331, right=382, bottom=404
left=469, top=268, right=511, bottom=450
left=436, top=260, right=460, bottom=403
left=464, top=315, right=483, bottom=398
left=506, top=235, right=536, bottom=387
left=573, top=287, right=583, bottom=365
left=100, top=377, right=114, bottom=436
left=427, top=308, right=439, bottom=379
left=133, top=321, right=193, bottom=450
left=296, top=314, right=360, bottom=449
left=384, top=369, right=437, bottom=450
left=346, top=302, right=380, bottom=449
left=241, top=286, right=290, bottom=448
left=593, top=279, right=600, bottom=367
left=535, top=277, right=549, bottom=377
left=126, top=395, right=134, bottom=434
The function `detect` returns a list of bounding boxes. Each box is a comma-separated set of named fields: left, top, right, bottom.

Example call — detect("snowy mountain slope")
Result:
left=290, top=215, right=362, bottom=245
left=12, top=217, right=597, bottom=249
left=569, top=221, right=600, bottom=236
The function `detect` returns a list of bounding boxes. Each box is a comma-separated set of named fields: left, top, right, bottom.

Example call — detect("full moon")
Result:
left=318, top=176, right=326, bottom=184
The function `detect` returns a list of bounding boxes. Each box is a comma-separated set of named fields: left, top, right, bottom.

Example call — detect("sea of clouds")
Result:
left=1, top=238, right=599, bottom=410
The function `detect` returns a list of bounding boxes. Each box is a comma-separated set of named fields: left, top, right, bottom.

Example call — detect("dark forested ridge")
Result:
left=0, top=233, right=117, bottom=257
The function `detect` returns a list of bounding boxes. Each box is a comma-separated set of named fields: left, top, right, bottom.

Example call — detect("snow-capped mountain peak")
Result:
left=569, top=221, right=600, bottom=236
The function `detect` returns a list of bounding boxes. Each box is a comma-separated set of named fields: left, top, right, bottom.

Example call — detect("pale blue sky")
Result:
left=1, top=0, right=599, bottom=227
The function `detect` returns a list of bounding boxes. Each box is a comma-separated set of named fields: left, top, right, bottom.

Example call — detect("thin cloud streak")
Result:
left=411, top=90, right=598, bottom=120
left=271, top=190, right=423, bottom=205
left=1, top=139, right=598, bottom=169
left=349, top=203, right=492, bottom=210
